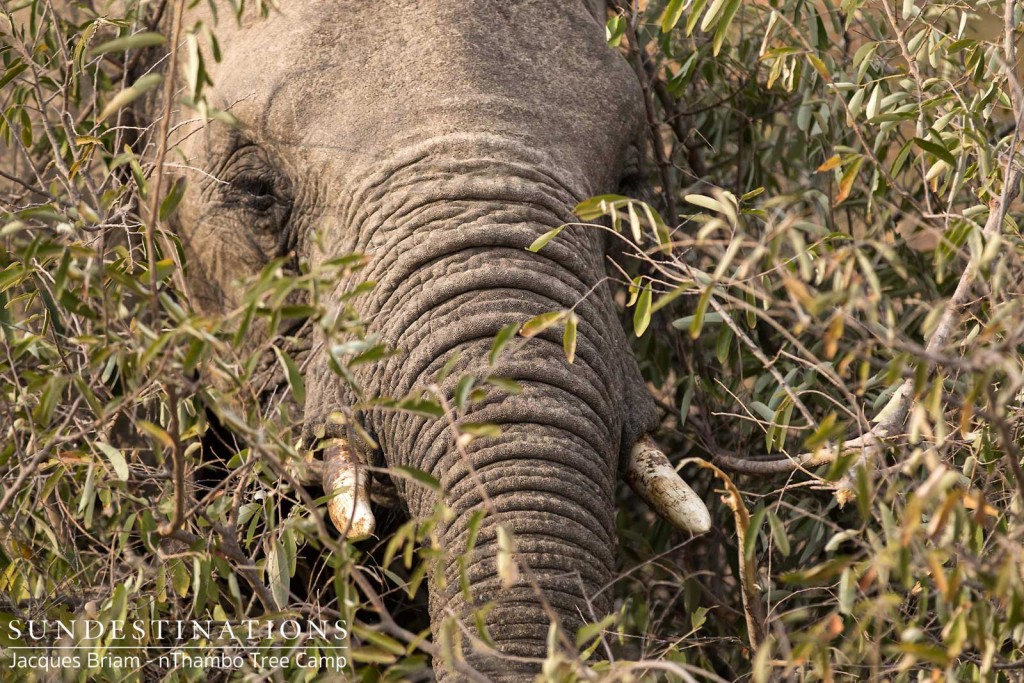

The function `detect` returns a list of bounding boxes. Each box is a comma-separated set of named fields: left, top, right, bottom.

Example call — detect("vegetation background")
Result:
left=2, top=0, right=1024, bottom=680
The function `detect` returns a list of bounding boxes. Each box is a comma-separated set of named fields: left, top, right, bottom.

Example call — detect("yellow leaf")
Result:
left=817, top=155, right=841, bottom=173
left=824, top=315, right=843, bottom=360
left=834, top=156, right=864, bottom=205
left=520, top=310, right=568, bottom=338
left=562, top=313, right=577, bottom=364
left=808, top=54, right=831, bottom=81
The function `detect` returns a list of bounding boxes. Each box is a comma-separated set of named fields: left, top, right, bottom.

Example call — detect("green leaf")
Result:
left=606, top=15, right=627, bottom=46
left=489, top=322, right=521, bottom=364
left=520, top=310, right=567, bottom=338
left=96, top=442, right=129, bottom=481
left=267, top=539, right=289, bottom=609
left=486, top=377, right=522, bottom=394
left=690, top=285, right=713, bottom=339
left=349, top=343, right=395, bottom=366
left=352, top=625, right=407, bottom=657
left=661, top=0, right=687, bottom=32
left=700, top=0, right=730, bottom=33
left=712, top=0, right=742, bottom=56
left=138, top=420, right=174, bottom=450
left=192, top=556, right=210, bottom=613
left=18, top=108, right=31, bottom=149
left=563, top=313, right=577, bottom=363
left=767, top=509, right=790, bottom=557
left=453, top=375, right=475, bottom=409
left=651, top=281, right=694, bottom=313
left=350, top=647, right=398, bottom=665
left=91, top=31, right=166, bottom=55
left=740, top=186, right=765, bottom=201
left=576, top=614, right=617, bottom=648
left=159, top=177, right=187, bottom=221
left=273, top=346, right=305, bottom=406
left=460, top=422, right=503, bottom=438
left=391, top=466, right=441, bottom=491
left=0, top=62, right=28, bottom=90
left=634, top=286, right=652, bottom=337
left=715, top=323, right=732, bottom=364
left=825, top=529, right=859, bottom=553
left=527, top=225, right=565, bottom=252
left=745, top=506, right=766, bottom=561
left=574, top=194, right=628, bottom=221
left=912, top=136, right=956, bottom=167
left=691, top=606, right=709, bottom=631
left=684, top=193, right=726, bottom=214
left=396, top=398, right=443, bottom=418
left=99, top=73, right=163, bottom=121
left=686, top=0, right=709, bottom=35
left=171, top=559, right=189, bottom=597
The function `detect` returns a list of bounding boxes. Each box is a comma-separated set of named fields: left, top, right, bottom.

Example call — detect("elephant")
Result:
left=160, top=1, right=710, bottom=679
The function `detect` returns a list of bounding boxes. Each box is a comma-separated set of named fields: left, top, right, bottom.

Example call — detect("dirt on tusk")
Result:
left=626, top=435, right=712, bottom=535
left=322, top=438, right=376, bottom=541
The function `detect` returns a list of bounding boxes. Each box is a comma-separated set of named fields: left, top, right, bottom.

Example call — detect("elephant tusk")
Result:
left=626, top=435, right=711, bottom=535
left=322, top=438, right=376, bottom=541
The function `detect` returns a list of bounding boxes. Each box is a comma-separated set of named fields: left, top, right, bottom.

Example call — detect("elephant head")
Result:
left=163, top=2, right=709, bottom=679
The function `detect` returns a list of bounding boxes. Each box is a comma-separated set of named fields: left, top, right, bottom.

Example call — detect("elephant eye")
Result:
left=218, top=143, right=295, bottom=258
left=221, top=143, right=292, bottom=216
left=233, top=173, right=280, bottom=212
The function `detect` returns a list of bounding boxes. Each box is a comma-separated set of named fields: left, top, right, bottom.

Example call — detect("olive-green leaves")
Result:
left=512, top=310, right=581, bottom=364
left=527, top=225, right=565, bottom=252
left=8, top=0, right=1024, bottom=680
left=90, top=31, right=166, bottom=56
left=633, top=285, right=652, bottom=337
left=660, top=0, right=741, bottom=55
left=606, top=14, right=627, bottom=47
left=95, top=441, right=129, bottom=481
left=520, top=310, right=567, bottom=338
left=562, top=313, right=578, bottom=363
left=98, top=73, right=162, bottom=121
left=574, top=195, right=670, bottom=249
left=489, top=322, right=521, bottom=364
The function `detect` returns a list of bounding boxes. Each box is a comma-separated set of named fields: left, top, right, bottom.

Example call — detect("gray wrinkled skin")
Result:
left=168, top=2, right=659, bottom=679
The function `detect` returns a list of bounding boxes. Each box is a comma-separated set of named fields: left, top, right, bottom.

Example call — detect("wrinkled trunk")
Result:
left=386, top=289, right=622, bottom=679
left=304, top=139, right=658, bottom=680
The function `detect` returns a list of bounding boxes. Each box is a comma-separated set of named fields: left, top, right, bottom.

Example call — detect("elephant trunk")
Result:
left=304, top=138, right=660, bottom=679
left=431, top=424, right=615, bottom=680
left=374, top=243, right=625, bottom=678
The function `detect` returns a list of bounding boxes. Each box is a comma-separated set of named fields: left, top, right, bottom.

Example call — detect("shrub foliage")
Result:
left=1, top=0, right=1024, bottom=681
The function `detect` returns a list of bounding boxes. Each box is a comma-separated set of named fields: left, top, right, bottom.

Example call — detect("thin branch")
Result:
left=157, top=383, right=187, bottom=536
left=143, top=0, right=185, bottom=311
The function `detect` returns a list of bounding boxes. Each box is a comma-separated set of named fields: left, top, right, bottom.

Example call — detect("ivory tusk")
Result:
left=625, top=435, right=711, bottom=535
left=322, top=438, right=376, bottom=541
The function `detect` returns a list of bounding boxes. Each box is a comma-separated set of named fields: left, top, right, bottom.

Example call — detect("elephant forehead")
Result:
left=199, top=0, right=642, bottom=181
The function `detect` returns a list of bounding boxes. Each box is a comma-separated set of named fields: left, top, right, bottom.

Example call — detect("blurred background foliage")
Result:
left=1, top=0, right=1024, bottom=681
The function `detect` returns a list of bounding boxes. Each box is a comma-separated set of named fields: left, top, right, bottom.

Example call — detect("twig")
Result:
left=158, top=383, right=186, bottom=536
left=143, top=0, right=185, bottom=311
left=687, top=458, right=766, bottom=650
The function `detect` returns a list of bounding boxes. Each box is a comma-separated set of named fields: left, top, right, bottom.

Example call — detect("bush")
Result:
left=1, top=0, right=1023, bottom=681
